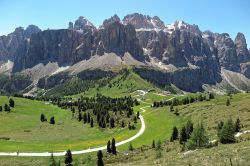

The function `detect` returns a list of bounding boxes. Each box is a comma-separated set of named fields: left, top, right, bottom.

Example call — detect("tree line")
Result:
left=153, top=93, right=215, bottom=108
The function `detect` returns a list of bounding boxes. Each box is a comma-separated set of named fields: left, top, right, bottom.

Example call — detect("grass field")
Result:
left=0, top=96, right=140, bottom=152
left=0, top=92, right=250, bottom=165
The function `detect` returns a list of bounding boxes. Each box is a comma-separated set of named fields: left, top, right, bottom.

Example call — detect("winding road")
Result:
left=0, top=115, right=145, bottom=157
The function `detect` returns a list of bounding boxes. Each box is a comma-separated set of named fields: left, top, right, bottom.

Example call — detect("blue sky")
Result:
left=0, top=0, right=250, bottom=46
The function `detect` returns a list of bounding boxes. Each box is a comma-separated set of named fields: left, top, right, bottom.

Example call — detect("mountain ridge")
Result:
left=0, top=13, right=250, bottom=95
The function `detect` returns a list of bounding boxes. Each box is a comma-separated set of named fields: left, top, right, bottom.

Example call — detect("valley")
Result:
left=0, top=3, right=250, bottom=165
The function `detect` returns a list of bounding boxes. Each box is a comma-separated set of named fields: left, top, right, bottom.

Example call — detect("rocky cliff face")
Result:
left=13, top=17, right=144, bottom=72
left=1, top=14, right=250, bottom=93
left=0, top=25, right=41, bottom=62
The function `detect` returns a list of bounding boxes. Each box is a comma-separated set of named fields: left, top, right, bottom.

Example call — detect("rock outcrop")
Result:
left=123, top=13, right=165, bottom=29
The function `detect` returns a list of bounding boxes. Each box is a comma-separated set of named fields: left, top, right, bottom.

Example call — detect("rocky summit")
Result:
left=0, top=13, right=250, bottom=94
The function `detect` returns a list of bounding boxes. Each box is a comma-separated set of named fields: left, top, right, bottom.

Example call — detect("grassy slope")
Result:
left=0, top=85, right=250, bottom=165
left=0, top=96, right=139, bottom=152
left=1, top=93, right=250, bottom=165
left=71, top=70, right=159, bottom=99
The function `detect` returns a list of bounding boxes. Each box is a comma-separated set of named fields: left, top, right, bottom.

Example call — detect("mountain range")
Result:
left=1, top=13, right=250, bottom=95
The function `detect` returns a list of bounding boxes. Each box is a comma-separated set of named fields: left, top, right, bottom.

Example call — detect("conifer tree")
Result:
left=187, top=122, right=209, bottom=149
left=107, top=140, right=111, bottom=153
left=50, top=116, right=55, bottom=125
left=64, top=149, right=72, bottom=166
left=128, top=142, right=133, bottom=151
left=111, top=138, right=116, bottom=155
left=9, top=98, right=15, bottom=108
left=170, top=126, right=179, bottom=141
left=180, top=126, right=188, bottom=144
left=235, top=118, right=241, bottom=132
left=218, top=118, right=235, bottom=144
left=152, top=140, right=155, bottom=148
left=90, top=118, right=94, bottom=127
left=185, top=120, right=194, bottom=139
left=97, top=150, right=104, bottom=166
left=226, top=98, right=230, bottom=106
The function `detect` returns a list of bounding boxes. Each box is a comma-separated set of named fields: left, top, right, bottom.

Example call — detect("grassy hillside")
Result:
left=1, top=93, right=249, bottom=165
left=71, top=69, right=159, bottom=98
left=0, top=96, right=140, bottom=152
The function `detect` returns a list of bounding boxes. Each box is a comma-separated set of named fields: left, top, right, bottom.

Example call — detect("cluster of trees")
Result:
left=153, top=93, right=215, bottom=108
left=151, top=140, right=162, bottom=158
left=217, top=118, right=241, bottom=144
left=170, top=120, right=194, bottom=144
left=169, top=118, right=242, bottom=150
left=40, top=114, right=55, bottom=125
left=0, top=98, right=15, bottom=113
left=52, top=94, right=139, bottom=130
left=107, top=138, right=117, bottom=155
left=170, top=120, right=210, bottom=149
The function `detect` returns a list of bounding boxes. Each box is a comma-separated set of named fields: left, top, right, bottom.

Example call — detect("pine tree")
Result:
left=209, top=93, right=215, bottom=100
left=40, top=114, right=45, bottom=122
left=235, top=118, right=241, bottom=132
left=87, top=113, right=91, bottom=123
left=121, top=121, right=125, bottom=128
left=170, top=104, right=174, bottom=112
left=97, top=150, right=104, bottom=166
left=90, top=118, right=94, bottom=127
left=136, top=111, right=140, bottom=119
left=4, top=104, right=10, bottom=112
left=128, top=142, right=133, bottom=151
left=218, top=118, right=235, bottom=144
left=226, top=98, right=230, bottom=106
left=50, top=153, right=57, bottom=166
left=110, top=117, right=115, bottom=128
left=107, top=140, right=111, bottom=153
left=111, top=138, right=116, bottom=155
left=185, top=120, right=194, bottom=139
left=83, top=112, right=87, bottom=123
left=64, top=149, right=72, bottom=166
left=187, top=122, right=209, bottom=149
left=133, top=116, right=137, bottom=123
left=180, top=126, right=188, bottom=144
left=156, top=140, right=162, bottom=151
left=50, top=116, right=55, bottom=125
left=170, top=126, right=179, bottom=141
left=152, top=140, right=155, bottom=148
left=9, top=98, right=15, bottom=107
left=78, top=112, right=82, bottom=122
